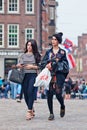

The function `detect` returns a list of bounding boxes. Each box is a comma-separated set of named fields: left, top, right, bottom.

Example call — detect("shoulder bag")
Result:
left=9, top=68, right=25, bottom=84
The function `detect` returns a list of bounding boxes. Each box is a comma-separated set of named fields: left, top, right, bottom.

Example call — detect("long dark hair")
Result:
left=24, top=39, right=41, bottom=64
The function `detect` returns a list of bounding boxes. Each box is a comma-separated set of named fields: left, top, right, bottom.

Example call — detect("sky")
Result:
left=56, top=0, right=87, bottom=45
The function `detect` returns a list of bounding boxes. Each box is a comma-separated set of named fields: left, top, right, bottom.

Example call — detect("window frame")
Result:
left=0, top=0, right=4, bottom=13
left=0, top=24, right=4, bottom=47
left=7, top=24, right=19, bottom=48
left=25, top=0, right=34, bottom=14
left=49, top=6, right=55, bottom=20
left=8, top=0, right=19, bottom=14
left=25, top=28, right=34, bottom=43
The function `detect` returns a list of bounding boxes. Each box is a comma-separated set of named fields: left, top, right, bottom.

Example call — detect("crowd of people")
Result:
left=63, top=77, right=87, bottom=99
left=1, top=76, right=87, bottom=101
left=0, top=76, right=87, bottom=100
left=0, top=76, right=22, bottom=101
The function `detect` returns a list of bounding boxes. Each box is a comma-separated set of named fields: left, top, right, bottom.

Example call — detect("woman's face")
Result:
left=51, top=36, right=58, bottom=47
left=27, top=42, right=33, bottom=52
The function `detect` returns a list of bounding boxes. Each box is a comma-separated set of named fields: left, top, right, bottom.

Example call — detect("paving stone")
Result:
left=0, top=99, right=87, bottom=130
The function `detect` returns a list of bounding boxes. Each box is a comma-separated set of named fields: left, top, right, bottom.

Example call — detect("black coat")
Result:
left=40, top=47, right=69, bottom=88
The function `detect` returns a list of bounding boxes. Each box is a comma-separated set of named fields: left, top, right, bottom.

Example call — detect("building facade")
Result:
left=41, top=0, right=57, bottom=52
left=0, top=0, right=56, bottom=78
left=69, top=33, right=87, bottom=81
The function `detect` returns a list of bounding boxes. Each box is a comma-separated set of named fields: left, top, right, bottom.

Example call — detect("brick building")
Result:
left=41, top=0, right=57, bottom=51
left=0, top=0, right=57, bottom=78
left=69, top=33, right=87, bottom=81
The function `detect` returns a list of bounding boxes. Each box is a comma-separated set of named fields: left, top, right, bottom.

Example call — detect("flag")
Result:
left=63, top=38, right=73, bottom=53
left=59, top=38, right=76, bottom=69
left=67, top=53, right=76, bottom=69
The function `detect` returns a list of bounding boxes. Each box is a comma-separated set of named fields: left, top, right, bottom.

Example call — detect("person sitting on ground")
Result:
left=0, top=79, right=11, bottom=99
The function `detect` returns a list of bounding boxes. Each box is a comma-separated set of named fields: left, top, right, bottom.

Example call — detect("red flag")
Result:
left=67, top=53, right=76, bottom=69
left=63, top=38, right=73, bottom=52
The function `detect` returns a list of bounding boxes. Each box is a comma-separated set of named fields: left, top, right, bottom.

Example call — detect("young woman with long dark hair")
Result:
left=17, top=39, right=41, bottom=120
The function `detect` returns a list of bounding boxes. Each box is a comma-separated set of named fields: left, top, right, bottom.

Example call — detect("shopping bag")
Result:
left=34, top=68, right=52, bottom=89
left=9, top=68, right=25, bottom=84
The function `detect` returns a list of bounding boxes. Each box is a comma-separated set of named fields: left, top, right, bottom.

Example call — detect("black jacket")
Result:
left=40, top=47, right=69, bottom=87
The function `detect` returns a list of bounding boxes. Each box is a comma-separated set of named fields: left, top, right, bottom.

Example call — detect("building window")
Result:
left=25, top=0, right=34, bottom=14
left=0, top=24, right=4, bottom=47
left=8, top=24, right=19, bottom=47
left=25, top=28, right=34, bottom=42
left=49, top=6, right=55, bottom=20
left=8, top=0, right=19, bottom=13
left=0, top=0, right=4, bottom=13
left=79, top=58, right=83, bottom=72
left=86, top=43, right=87, bottom=51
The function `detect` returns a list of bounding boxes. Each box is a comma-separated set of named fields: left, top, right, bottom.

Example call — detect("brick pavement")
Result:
left=0, top=98, right=87, bottom=130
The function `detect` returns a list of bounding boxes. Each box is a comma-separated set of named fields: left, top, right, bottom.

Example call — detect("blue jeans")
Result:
left=0, top=85, right=10, bottom=98
left=4, top=84, right=11, bottom=98
left=16, top=84, right=22, bottom=95
left=22, top=73, right=37, bottom=110
left=10, top=82, right=17, bottom=99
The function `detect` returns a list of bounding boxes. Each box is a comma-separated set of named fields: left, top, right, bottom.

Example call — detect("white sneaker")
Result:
left=17, top=99, right=21, bottom=103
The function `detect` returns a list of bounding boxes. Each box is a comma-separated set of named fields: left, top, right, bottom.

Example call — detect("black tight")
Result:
left=47, top=90, right=54, bottom=114
left=47, top=83, right=65, bottom=114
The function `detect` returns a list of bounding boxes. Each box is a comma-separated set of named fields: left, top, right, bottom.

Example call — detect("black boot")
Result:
left=48, top=114, right=54, bottom=120
left=60, top=106, right=65, bottom=118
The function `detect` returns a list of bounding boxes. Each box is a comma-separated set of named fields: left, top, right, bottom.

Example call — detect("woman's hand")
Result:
left=24, top=64, right=38, bottom=70
left=46, top=62, right=52, bottom=70
left=55, top=58, right=59, bottom=62
left=24, top=64, right=33, bottom=69
left=16, top=64, right=24, bottom=69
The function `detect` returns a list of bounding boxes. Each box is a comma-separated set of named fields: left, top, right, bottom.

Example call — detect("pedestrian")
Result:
left=16, top=39, right=41, bottom=120
left=16, top=85, right=23, bottom=102
left=16, top=84, right=22, bottom=102
left=7, top=65, right=18, bottom=99
left=41, top=32, right=69, bottom=120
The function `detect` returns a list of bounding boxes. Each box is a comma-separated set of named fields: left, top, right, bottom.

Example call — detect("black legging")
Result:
left=47, top=83, right=65, bottom=114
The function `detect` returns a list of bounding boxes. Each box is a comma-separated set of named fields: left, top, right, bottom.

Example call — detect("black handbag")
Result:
left=9, top=68, right=25, bottom=84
